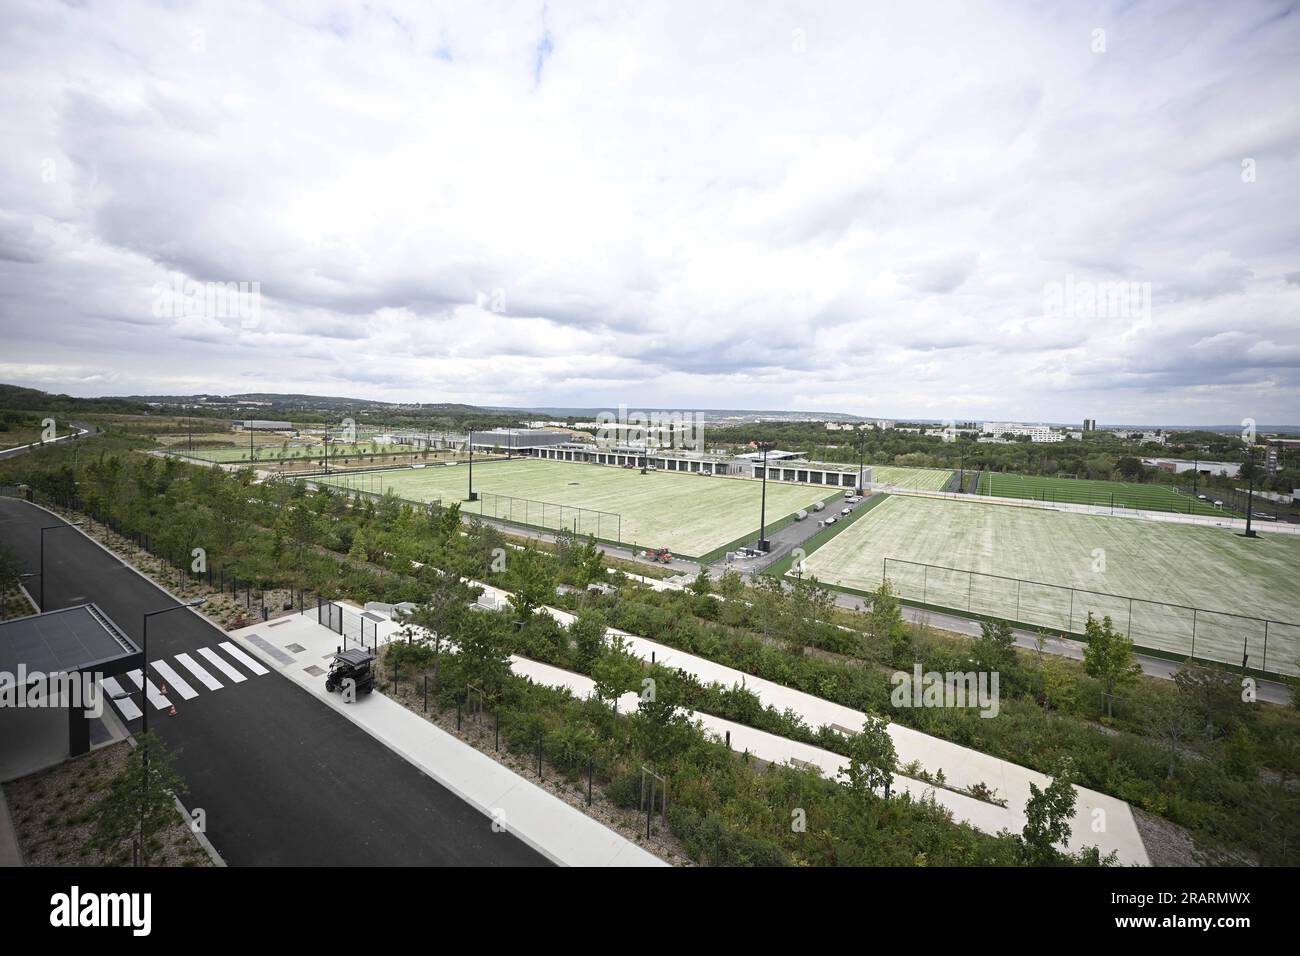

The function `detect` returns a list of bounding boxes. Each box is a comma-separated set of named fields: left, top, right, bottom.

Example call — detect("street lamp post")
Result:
left=138, top=599, right=205, bottom=866
left=39, top=523, right=81, bottom=611
left=1243, top=446, right=1258, bottom=538
left=757, top=443, right=771, bottom=552
left=467, top=429, right=477, bottom=501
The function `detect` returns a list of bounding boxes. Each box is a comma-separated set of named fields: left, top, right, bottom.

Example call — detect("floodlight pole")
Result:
left=757, top=443, right=771, bottom=552
left=856, top=426, right=866, bottom=495
left=467, top=429, right=477, bottom=501
left=1243, top=445, right=1257, bottom=538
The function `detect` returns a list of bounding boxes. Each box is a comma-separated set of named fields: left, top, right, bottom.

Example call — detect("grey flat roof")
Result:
left=0, top=604, right=140, bottom=677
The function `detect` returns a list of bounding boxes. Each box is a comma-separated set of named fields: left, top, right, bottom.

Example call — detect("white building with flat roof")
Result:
left=981, top=422, right=1064, bottom=443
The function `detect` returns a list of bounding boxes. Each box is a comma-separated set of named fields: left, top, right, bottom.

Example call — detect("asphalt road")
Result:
left=0, top=421, right=97, bottom=461
left=0, top=497, right=548, bottom=866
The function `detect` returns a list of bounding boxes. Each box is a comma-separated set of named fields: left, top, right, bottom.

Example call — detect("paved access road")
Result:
left=0, top=497, right=547, bottom=866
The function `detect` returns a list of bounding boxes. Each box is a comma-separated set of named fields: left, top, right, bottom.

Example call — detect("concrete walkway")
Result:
left=508, top=655, right=1017, bottom=838
left=225, top=612, right=666, bottom=867
left=474, top=583, right=1151, bottom=865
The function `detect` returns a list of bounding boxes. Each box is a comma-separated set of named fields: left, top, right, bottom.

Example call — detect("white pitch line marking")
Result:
left=175, top=652, right=223, bottom=691
left=149, top=660, right=198, bottom=700
left=218, top=641, right=269, bottom=676
left=197, top=646, right=246, bottom=683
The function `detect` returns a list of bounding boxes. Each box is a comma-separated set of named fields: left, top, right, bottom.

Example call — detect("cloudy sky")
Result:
left=1, top=0, right=1297, bottom=424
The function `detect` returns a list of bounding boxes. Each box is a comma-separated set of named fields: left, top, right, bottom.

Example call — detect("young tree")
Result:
left=406, top=571, right=483, bottom=688
left=506, top=543, right=555, bottom=621
left=1039, top=654, right=1078, bottom=715
left=591, top=633, right=643, bottom=713
left=1020, top=765, right=1077, bottom=865
left=94, top=732, right=187, bottom=867
left=716, top=567, right=744, bottom=601
left=839, top=712, right=897, bottom=799
left=572, top=535, right=605, bottom=589
left=348, top=527, right=368, bottom=563
left=279, top=501, right=320, bottom=568
left=569, top=607, right=608, bottom=673
left=971, top=617, right=1021, bottom=688
left=689, top=564, right=712, bottom=597
left=454, top=612, right=514, bottom=705
left=865, top=580, right=911, bottom=663
left=1081, top=614, right=1141, bottom=718
left=1173, top=661, right=1250, bottom=742
left=1142, top=693, right=1197, bottom=780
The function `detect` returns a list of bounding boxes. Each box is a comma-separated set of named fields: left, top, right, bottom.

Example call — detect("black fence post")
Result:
left=423, top=674, right=428, bottom=712
left=587, top=757, right=593, bottom=806
left=536, top=733, right=543, bottom=779
left=494, top=710, right=499, bottom=750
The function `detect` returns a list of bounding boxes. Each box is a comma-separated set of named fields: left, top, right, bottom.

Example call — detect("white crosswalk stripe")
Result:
left=149, top=659, right=198, bottom=700
left=107, top=644, right=268, bottom=717
left=124, top=669, right=171, bottom=711
left=197, top=646, right=247, bottom=683
left=218, top=641, right=269, bottom=676
left=175, top=652, right=222, bottom=691
left=100, top=676, right=143, bottom=721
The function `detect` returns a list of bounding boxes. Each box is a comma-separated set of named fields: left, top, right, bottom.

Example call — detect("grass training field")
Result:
left=977, top=471, right=1230, bottom=516
left=168, top=441, right=448, bottom=464
left=799, top=494, right=1300, bottom=676
left=869, top=466, right=955, bottom=491
left=320, top=458, right=831, bottom=558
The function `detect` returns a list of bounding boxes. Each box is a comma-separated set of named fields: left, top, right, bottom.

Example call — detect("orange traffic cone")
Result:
left=160, top=683, right=168, bottom=696
left=169, top=704, right=177, bottom=717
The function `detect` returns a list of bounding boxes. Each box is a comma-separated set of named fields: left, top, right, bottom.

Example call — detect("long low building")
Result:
left=1142, top=457, right=1241, bottom=477
left=527, top=442, right=870, bottom=488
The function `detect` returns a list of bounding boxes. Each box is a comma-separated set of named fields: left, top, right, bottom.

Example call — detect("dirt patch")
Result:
left=3, top=741, right=213, bottom=867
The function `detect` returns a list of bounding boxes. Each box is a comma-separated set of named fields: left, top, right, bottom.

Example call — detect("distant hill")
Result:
left=0, top=383, right=149, bottom=415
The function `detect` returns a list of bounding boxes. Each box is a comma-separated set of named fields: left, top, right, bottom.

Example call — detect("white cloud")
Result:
left=0, top=0, right=1297, bottom=424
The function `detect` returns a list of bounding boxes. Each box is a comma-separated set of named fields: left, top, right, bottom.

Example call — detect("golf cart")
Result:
left=325, top=648, right=376, bottom=699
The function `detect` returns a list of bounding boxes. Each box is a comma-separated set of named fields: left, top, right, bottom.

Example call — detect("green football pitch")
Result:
left=799, top=494, right=1300, bottom=676
left=870, top=466, right=955, bottom=491
left=978, top=471, right=1230, bottom=516
left=319, top=459, right=834, bottom=557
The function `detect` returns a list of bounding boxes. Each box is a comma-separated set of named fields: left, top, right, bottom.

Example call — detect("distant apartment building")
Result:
left=981, top=422, right=1064, bottom=443
left=1083, top=418, right=1097, bottom=431
left=1142, top=458, right=1241, bottom=478
left=232, top=420, right=293, bottom=431
left=1112, top=429, right=1168, bottom=446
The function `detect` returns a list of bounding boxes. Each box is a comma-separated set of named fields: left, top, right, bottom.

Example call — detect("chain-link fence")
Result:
left=882, top=557, right=1300, bottom=677
left=470, top=492, right=622, bottom=543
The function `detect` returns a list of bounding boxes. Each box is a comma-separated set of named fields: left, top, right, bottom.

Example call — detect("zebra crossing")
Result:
left=99, top=642, right=269, bottom=721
